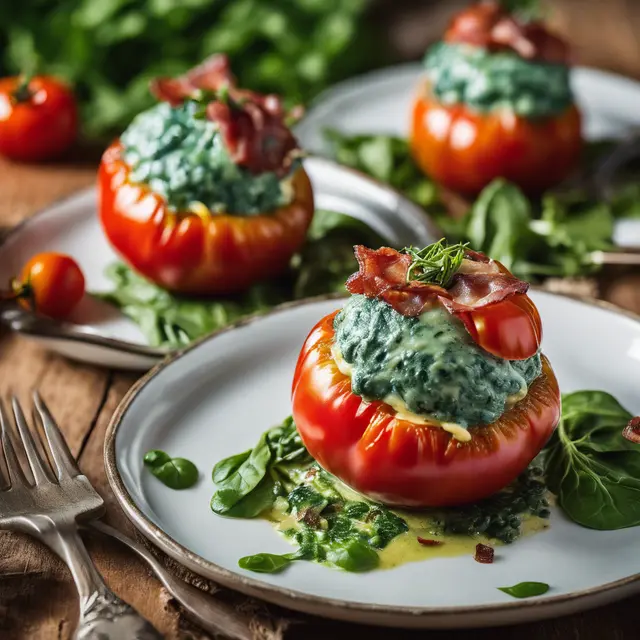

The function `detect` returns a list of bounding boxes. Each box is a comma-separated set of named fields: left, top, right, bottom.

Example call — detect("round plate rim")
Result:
left=104, top=290, right=640, bottom=627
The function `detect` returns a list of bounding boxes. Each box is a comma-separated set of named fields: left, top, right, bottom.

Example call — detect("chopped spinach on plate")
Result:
left=97, top=209, right=386, bottom=348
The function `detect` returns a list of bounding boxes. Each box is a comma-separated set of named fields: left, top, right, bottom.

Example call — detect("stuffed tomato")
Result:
left=410, top=1, right=582, bottom=195
left=98, top=55, right=314, bottom=295
left=292, top=243, right=560, bottom=507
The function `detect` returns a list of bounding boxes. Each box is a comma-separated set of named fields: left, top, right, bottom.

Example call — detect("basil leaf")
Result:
left=238, top=552, right=295, bottom=574
left=143, top=450, right=199, bottom=490
left=217, top=476, right=277, bottom=519
left=545, top=391, right=640, bottom=530
left=498, top=582, right=550, bottom=598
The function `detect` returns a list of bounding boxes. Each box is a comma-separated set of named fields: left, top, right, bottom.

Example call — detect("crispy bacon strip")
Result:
left=150, top=55, right=300, bottom=176
left=150, top=54, right=235, bottom=105
left=474, top=543, right=495, bottom=564
left=445, top=1, right=570, bottom=65
left=346, top=245, right=529, bottom=319
left=622, top=417, right=640, bottom=444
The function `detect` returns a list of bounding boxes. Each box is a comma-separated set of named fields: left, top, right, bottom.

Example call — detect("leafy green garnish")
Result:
left=98, top=209, right=385, bottom=347
left=498, top=582, right=550, bottom=598
left=238, top=552, right=297, bottom=574
left=404, top=239, right=468, bottom=288
left=544, top=391, right=640, bottom=530
left=211, top=416, right=311, bottom=518
left=143, top=450, right=199, bottom=490
left=1, top=1, right=383, bottom=138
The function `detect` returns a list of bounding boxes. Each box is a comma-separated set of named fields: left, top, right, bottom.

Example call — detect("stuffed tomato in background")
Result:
left=99, top=55, right=314, bottom=295
left=411, top=0, right=582, bottom=195
left=292, top=241, right=560, bottom=507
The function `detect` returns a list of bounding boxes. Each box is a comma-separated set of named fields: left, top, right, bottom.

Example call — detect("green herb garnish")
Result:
left=544, top=391, right=640, bottom=530
left=498, top=582, right=550, bottom=598
left=404, top=239, right=468, bottom=288
left=143, top=450, right=199, bottom=490
left=238, top=552, right=297, bottom=574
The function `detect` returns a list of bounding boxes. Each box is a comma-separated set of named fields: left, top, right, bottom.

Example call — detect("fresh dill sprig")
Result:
left=403, top=239, right=469, bottom=288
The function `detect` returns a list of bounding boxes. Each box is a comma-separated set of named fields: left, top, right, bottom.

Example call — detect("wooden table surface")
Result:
left=1, top=162, right=640, bottom=638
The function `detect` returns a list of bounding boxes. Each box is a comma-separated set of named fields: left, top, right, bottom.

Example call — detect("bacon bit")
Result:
left=297, top=508, right=321, bottom=528
left=345, top=245, right=529, bottom=327
left=474, top=543, right=495, bottom=564
left=304, top=467, right=319, bottom=480
left=417, top=537, right=443, bottom=547
left=622, top=417, right=640, bottom=444
left=149, top=54, right=300, bottom=177
left=150, top=54, right=235, bottom=105
left=445, top=1, right=570, bottom=65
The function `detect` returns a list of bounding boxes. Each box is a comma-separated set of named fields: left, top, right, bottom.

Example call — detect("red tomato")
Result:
left=14, top=252, right=85, bottom=319
left=292, top=311, right=560, bottom=508
left=98, top=142, right=315, bottom=295
left=462, top=293, right=542, bottom=360
left=410, top=89, right=582, bottom=195
left=0, top=76, right=78, bottom=162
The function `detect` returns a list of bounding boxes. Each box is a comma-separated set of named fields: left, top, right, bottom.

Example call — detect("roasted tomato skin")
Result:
left=98, top=142, right=314, bottom=295
left=410, top=90, right=582, bottom=195
left=292, top=311, right=560, bottom=508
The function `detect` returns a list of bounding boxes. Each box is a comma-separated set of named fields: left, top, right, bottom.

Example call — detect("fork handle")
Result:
left=45, top=523, right=162, bottom=639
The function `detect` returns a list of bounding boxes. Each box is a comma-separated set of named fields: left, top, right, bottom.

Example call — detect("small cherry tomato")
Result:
left=292, top=311, right=560, bottom=508
left=0, top=75, right=78, bottom=162
left=462, top=293, right=542, bottom=361
left=13, top=253, right=85, bottom=319
left=98, top=142, right=315, bottom=295
left=410, top=89, right=582, bottom=195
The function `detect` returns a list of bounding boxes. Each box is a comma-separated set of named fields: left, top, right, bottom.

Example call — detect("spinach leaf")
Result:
left=545, top=391, right=640, bottom=530
left=238, top=552, right=296, bottom=574
left=325, top=539, right=379, bottom=572
left=97, top=209, right=384, bottom=348
left=143, top=450, right=199, bottom=490
left=498, top=582, right=550, bottom=598
left=210, top=416, right=311, bottom=518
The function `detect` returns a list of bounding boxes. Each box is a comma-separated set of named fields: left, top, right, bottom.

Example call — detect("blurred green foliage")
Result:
left=0, top=0, right=380, bottom=138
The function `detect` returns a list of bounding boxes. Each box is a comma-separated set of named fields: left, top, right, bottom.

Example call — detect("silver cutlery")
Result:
left=0, top=392, right=162, bottom=639
left=88, top=520, right=254, bottom=640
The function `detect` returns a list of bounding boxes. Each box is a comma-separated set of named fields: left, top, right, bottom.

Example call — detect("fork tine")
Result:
left=0, top=398, right=28, bottom=487
left=33, top=391, right=80, bottom=481
left=11, top=396, right=51, bottom=485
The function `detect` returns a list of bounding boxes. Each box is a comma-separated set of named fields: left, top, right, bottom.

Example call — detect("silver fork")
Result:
left=0, top=393, right=162, bottom=639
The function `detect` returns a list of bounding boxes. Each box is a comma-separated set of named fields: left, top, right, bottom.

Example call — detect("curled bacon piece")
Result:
left=474, top=543, right=495, bottom=564
left=149, top=55, right=300, bottom=176
left=150, top=54, right=235, bottom=105
left=445, top=1, right=570, bottom=65
left=346, top=245, right=528, bottom=317
left=622, top=417, right=640, bottom=444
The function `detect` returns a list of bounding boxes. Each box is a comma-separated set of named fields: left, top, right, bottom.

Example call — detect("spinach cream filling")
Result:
left=121, top=101, right=296, bottom=215
left=423, top=41, right=573, bottom=118
left=333, top=295, right=542, bottom=429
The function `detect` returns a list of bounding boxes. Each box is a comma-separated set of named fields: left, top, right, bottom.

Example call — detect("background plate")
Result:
left=106, top=291, right=640, bottom=629
left=295, top=63, right=640, bottom=248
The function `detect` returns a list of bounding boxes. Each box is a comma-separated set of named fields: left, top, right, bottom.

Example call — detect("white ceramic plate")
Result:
left=0, top=157, right=436, bottom=370
left=105, top=291, right=640, bottom=629
left=295, top=63, right=640, bottom=248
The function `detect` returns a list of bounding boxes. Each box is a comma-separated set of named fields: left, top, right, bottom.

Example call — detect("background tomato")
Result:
left=13, top=252, right=85, bottom=319
left=99, top=142, right=315, bottom=295
left=292, top=311, right=561, bottom=508
left=410, top=91, right=582, bottom=195
left=0, top=75, right=77, bottom=162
